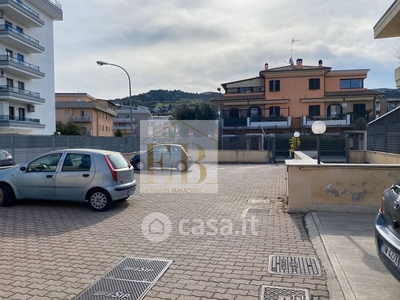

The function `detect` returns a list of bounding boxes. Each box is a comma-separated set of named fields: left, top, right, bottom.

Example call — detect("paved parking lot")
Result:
left=0, top=164, right=329, bottom=299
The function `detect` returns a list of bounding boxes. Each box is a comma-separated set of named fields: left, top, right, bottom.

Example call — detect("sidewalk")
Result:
left=307, top=211, right=399, bottom=300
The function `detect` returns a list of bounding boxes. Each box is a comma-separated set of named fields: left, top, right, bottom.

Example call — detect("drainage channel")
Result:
left=75, top=257, right=172, bottom=300
left=261, top=286, right=310, bottom=300
left=268, top=255, right=321, bottom=276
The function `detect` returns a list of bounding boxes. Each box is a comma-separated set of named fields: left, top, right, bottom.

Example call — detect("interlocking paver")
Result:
left=0, top=164, right=329, bottom=299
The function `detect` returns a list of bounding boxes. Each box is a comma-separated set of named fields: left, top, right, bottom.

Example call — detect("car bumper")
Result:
left=375, top=212, right=400, bottom=282
left=105, top=180, right=137, bottom=201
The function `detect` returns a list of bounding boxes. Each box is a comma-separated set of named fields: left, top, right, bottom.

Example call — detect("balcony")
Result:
left=70, top=115, right=92, bottom=123
left=56, top=101, right=117, bottom=117
left=223, top=116, right=291, bottom=128
left=302, top=115, right=351, bottom=127
left=0, top=114, right=45, bottom=130
left=0, top=24, right=44, bottom=53
left=396, top=66, right=400, bottom=88
left=0, top=85, right=45, bottom=104
left=0, top=55, right=44, bottom=78
left=0, top=0, right=44, bottom=27
left=30, top=0, right=63, bottom=21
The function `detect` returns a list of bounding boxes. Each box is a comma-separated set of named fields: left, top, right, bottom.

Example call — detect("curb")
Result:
left=305, top=212, right=349, bottom=300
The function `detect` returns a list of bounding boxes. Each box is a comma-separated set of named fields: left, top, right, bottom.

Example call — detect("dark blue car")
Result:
left=375, top=178, right=400, bottom=281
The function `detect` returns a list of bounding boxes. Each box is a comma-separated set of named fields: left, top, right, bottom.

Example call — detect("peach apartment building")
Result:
left=213, top=58, right=382, bottom=135
left=55, top=93, right=117, bottom=136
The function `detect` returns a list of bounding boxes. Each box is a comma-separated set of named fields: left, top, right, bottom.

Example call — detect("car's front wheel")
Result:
left=0, top=183, right=14, bottom=207
left=87, top=189, right=112, bottom=212
left=176, top=161, right=187, bottom=172
left=133, top=160, right=146, bottom=171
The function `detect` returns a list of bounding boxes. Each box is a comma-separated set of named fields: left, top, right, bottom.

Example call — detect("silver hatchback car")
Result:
left=0, top=149, right=137, bottom=211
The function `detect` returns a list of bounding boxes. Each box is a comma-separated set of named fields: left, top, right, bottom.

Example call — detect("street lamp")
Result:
left=311, top=121, right=326, bottom=164
left=96, top=61, right=133, bottom=135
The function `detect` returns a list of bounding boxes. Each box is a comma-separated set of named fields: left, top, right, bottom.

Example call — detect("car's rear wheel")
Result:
left=0, top=183, right=14, bottom=207
left=88, top=189, right=112, bottom=212
left=176, top=161, right=187, bottom=172
left=134, top=160, right=146, bottom=171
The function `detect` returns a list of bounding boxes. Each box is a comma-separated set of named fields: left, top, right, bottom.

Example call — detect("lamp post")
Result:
left=96, top=61, right=133, bottom=135
left=311, top=121, right=326, bottom=164
left=217, top=87, right=223, bottom=149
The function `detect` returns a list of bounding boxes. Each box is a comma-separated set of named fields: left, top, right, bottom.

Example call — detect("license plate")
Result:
left=381, top=242, right=400, bottom=269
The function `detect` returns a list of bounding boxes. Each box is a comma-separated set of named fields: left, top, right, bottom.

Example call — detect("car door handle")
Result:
left=82, top=174, right=90, bottom=177
left=46, top=175, right=53, bottom=178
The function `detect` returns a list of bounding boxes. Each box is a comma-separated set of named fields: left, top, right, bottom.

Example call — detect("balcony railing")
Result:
left=223, top=116, right=291, bottom=128
left=9, top=0, right=40, bottom=18
left=0, top=114, right=40, bottom=122
left=302, top=115, right=351, bottom=127
left=0, top=85, right=40, bottom=98
left=1, top=24, right=40, bottom=45
left=46, top=0, right=62, bottom=9
left=0, top=54, right=41, bottom=72
left=70, top=115, right=92, bottom=122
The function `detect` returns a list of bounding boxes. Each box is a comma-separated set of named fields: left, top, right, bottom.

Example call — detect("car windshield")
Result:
left=107, top=153, right=130, bottom=169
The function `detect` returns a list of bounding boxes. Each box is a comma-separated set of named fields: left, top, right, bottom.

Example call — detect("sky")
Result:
left=54, top=0, right=399, bottom=100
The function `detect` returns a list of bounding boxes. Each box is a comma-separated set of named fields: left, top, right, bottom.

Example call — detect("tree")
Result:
left=114, top=129, right=123, bottom=137
left=354, top=117, right=367, bottom=130
left=56, top=121, right=82, bottom=135
left=173, top=101, right=219, bottom=120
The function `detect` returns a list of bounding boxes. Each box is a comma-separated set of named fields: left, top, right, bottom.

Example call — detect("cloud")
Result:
left=54, top=0, right=397, bottom=99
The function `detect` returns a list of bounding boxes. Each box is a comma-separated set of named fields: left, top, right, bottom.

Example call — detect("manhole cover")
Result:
left=75, top=258, right=172, bottom=300
left=268, top=255, right=321, bottom=276
left=245, top=208, right=272, bottom=215
left=261, top=285, right=310, bottom=300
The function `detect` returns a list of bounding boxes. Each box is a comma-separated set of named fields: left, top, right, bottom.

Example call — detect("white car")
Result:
left=0, top=149, right=136, bottom=211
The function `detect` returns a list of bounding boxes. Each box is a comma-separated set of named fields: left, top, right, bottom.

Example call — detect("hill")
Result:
left=111, top=89, right=220, bottom=115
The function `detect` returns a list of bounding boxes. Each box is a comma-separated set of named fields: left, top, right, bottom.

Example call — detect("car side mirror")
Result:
left=19, top=166, right=26, bottom=171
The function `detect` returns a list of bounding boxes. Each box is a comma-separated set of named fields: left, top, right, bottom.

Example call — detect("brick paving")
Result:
left=0, top=164, right=330, bottom=299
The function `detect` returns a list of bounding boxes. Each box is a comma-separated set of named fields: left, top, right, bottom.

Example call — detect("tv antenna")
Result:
left=287, top=38, right=301, bottom=65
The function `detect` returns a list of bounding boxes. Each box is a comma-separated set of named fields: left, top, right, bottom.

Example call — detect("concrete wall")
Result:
left=218, top=150, right=271, bottom=163
left=286, top=151, right=400, bottom=213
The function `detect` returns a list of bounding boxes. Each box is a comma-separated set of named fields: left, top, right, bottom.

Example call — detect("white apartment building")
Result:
left=0, top=0, right=62, bottom=135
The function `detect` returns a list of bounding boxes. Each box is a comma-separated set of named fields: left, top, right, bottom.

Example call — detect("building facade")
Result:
left=0, top=0, right=62, bottom=135
left=213, top=58, right=382, bottom=135
left=113, top=104, right=151, bottom=137
left=55, top=93, right=117, bottom=137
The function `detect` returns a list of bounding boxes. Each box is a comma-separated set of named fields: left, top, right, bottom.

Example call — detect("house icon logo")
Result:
left=141, top=212, right=172, bottom=242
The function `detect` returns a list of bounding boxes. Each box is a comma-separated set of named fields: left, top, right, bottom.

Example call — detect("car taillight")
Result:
left=104, top=156, right=117, bottom=182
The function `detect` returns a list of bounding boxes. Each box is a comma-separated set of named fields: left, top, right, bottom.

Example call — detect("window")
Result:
left=308, top=105, right=320, bottom=117
left=61, top=153, right=91, bottom=172
left=388, top=103, right=396, bottom=111
left=18, top=108, right=25, bottom=119
left=65, top=109, right=71, bottom=116
left=7, top=78, right=13, bottom=87
left=5, top=21, right=12, bottom=29
left=9, top=106, right=15, bottom=117
left=327, top=104, right=342, bottom=118
left=269, top=106, right=280, bottom=116
left=16, top=26, right=23, bottom=33
left=340, top=79, right=363, bottom=89
left=229, top=108, right=240, bottom=118
left=18, top=81, right=24, bottom=91
left=248, top=106, right=261, bottom=118
left=17, top=53, right=24, bottom=62
left=27, top=153, right=62, bottom=172
left=269, top=80, right=280, bottom=92
left=309, top=78, right=320, bottom=90
left=80, top=110, right=85, bottom=116
left=6, top=49, right=13, bottom=58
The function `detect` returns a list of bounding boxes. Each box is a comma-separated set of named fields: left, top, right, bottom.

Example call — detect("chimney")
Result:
left=264, top=63, right=268, bottom=70
left=318, top=60, right=323, bottom=67
left=296, top=58, right=303, bottom=68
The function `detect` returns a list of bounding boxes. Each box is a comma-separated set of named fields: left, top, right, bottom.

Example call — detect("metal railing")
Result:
left=0, top=55, right=40, bottom=71
left=0, top=85, right=40, bottom=98
left=70, top=115, right=92, bottom=122
left=0, top=114, right=40, bottom=122
left=0, top=24, right=40, bottom=45
left=9, top=0, right=40, bottom=18
left=46, top=0, right=62, bottom=9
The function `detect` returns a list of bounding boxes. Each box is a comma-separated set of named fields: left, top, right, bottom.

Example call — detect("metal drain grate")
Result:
left=75, top=257, right=172, bottom=300
left=261, top=285, right=310, bottom=300
left=268, top=255, right=321, bottom=276
left=245, top=208, right=273, bottom=215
